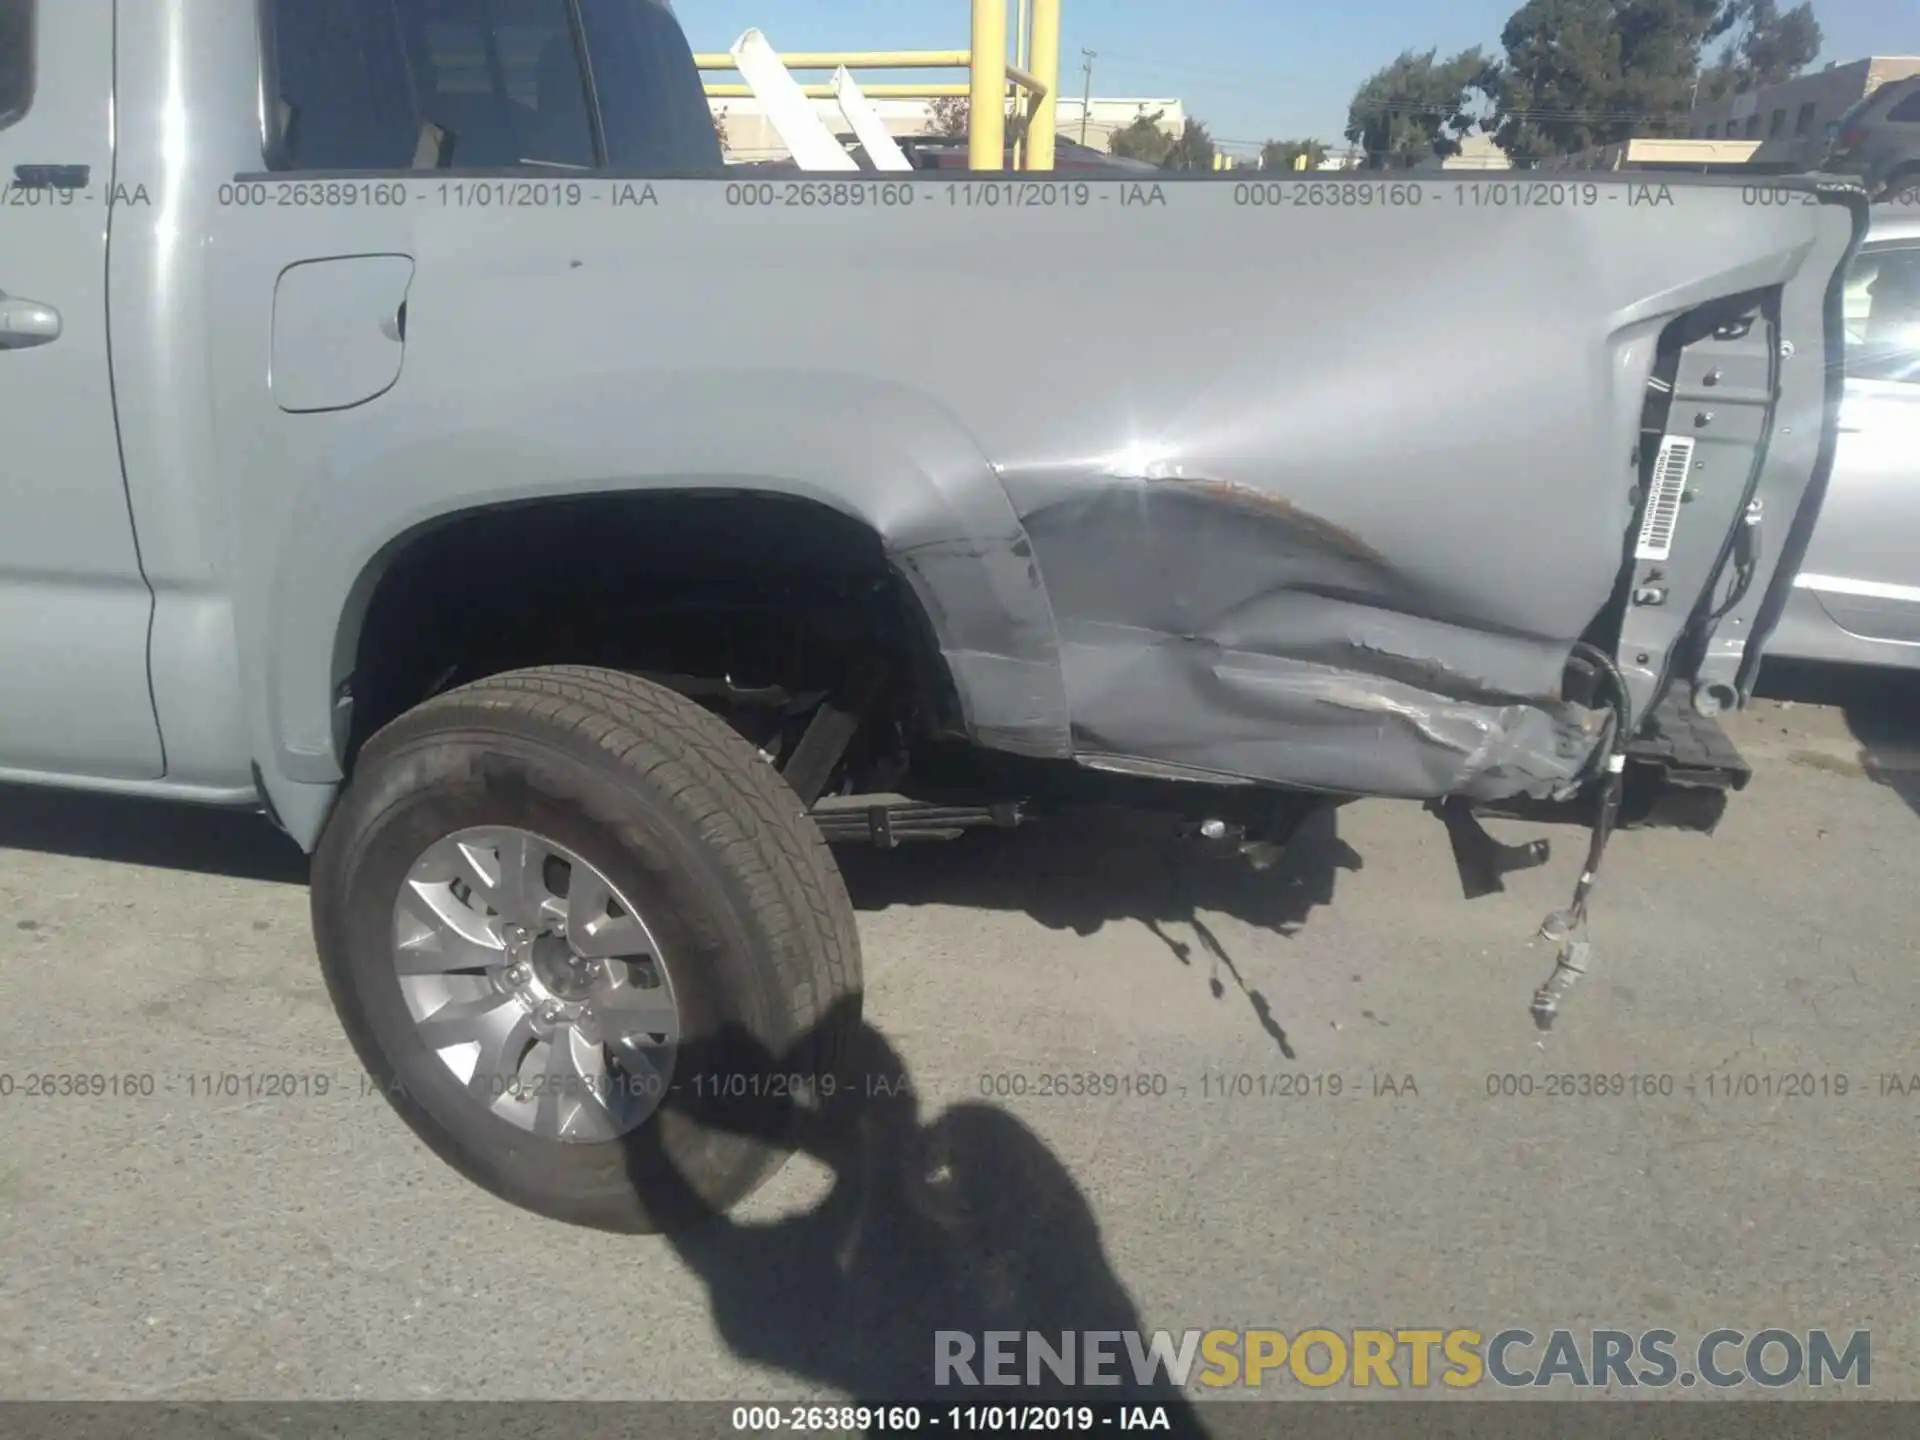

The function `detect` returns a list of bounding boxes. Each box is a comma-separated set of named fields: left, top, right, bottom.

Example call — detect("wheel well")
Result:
left=343, top=491, right=962, bottom=768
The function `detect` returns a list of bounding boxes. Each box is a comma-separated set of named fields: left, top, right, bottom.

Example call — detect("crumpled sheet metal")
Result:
left=1017, top=474, right=1609, bottom=801
left=1062, top=634, right=1603, bottom=800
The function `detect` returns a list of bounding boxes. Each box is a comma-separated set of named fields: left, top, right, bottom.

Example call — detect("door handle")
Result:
left=0, top=293, right=61, bottom=348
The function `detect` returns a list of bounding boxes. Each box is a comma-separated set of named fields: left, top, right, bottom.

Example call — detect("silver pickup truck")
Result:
left=0, top=0, right=1868, bottom=1231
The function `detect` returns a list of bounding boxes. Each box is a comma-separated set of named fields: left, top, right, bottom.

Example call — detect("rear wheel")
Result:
left=310, top=665, right=862, bottom=1232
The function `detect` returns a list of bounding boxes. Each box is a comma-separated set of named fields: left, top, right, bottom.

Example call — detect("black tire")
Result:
left=310, top=664, right=863, bottom=1233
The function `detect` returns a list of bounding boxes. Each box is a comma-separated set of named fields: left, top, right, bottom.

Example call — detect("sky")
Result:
left=675, top=0, right=1912, bottom=155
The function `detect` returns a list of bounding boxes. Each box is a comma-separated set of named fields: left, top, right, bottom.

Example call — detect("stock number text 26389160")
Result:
left=1233, top=180, right=1426, bottom=208
left=723, top=181, right=919, bottom=208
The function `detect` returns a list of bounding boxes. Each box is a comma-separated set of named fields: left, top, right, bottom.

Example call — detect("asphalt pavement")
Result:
left=1, top=660, right=1916, bottom=1403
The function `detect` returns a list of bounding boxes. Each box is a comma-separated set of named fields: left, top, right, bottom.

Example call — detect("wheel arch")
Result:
left=256, top=483, right=1068, bottom=851
left=246, top=371, right=1073, bottom=850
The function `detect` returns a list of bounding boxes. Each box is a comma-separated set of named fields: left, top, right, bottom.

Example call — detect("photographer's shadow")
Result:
left=632, top=999, right=1207, bottom=1433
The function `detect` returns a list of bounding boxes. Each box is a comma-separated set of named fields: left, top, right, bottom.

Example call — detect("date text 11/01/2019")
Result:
left=0, top=1069, right=1404, bottom=1104
left=729, top=1405, right=1169, bottom=1433
left=12, top=1069, right=1920, bottom=1103
left=209, top=177, right=1675, bottom=213
left=17, top=177, right=1843, bottom=216
left=1484, top=1072, right=1868, bottom=1099
left=17, top=176, right=1871, bottom=216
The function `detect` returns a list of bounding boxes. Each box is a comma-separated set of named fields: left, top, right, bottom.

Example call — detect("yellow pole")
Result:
left=1011, top=0, right=1029, bottom=168
left=693, top=50, right=972, bottom=70
left=704, top=82, right=978, bottom=98
left=1025, top=0, right=1060, bottom=170
left=1004, top=64, right=1047, bottom=96
left=969, top=0, right=1007, bottom=170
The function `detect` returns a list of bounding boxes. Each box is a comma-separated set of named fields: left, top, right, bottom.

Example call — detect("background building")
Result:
left=1049, top=98, right=1186, bottom=153
left=1684, top=56, right=1920, bottom=168
left=1414, top=134, right=1512, bottom=171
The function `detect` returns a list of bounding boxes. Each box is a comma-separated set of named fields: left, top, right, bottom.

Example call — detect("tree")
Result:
left=1695, top=0, right=1822, bottom=104
left=1260, top=138, right=1328, bottom=171
left=1486, top=0, right=1738, bottom=161
left=1344, top=47, right=1492, bottom=169
left=712, top=107, right=730, bottom=153
left=1108, top=110, right=1175, bottom=166
left=1161, top=117, right=1217, bottom=171
left=928, top=96, right=971, bottom=137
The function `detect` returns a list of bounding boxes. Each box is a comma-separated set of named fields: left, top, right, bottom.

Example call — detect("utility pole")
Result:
left=1079, top=49, right=1096, bottom=145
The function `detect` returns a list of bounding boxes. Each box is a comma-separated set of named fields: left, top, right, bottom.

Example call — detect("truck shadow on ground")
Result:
left=835, top=803, right=1363, bottom=1059
left=633, top=998, right=1209, bottom=1433
left=1754, top=659, right=1920, bottom=816
left=0, top=784, right=308, bottom=884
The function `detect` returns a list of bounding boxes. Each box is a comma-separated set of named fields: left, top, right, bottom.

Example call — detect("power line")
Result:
left=1093, top=49, right=1317, bottom=86
left=1350, top=101, right=1697, bottom=122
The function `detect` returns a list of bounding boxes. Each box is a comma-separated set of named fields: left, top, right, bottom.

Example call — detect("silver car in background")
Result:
left=1767, top=203, right=1920, bottom=671
left=1825, top=76, right=1920, bottom=200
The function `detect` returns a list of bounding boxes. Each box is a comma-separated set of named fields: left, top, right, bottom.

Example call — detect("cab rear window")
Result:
left=262, top=0, right=721, bottom=173
left=0, top=0, right=33, bottom=132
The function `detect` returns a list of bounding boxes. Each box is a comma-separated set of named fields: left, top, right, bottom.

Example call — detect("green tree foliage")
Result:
left=1260, top=138, right=1329, bottom=170
left=1491, top=0, right=1738, bottom=159
left=1482, top=0, right=1822, bottom=160
left=1108, top=110, right=1175, bottom=166
left=928, top=96, right=972, bottom=137
left=1357, top=0, right=1822, bottom=165
left=1695, top=0, right=1823, bottom=104
left=1161, top=117, right=1218, bottom=170
left=1344, top=48, right=1493, bottom=169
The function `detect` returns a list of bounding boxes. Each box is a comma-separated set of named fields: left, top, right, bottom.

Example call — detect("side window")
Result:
left=266, top=0, right=595, bottom=171
left=267, top=1, right=428, bottom=170
left=576, top=0, right=723, bottom=171
left=1845, top=245, right=1920, bottom=386
left=412, top=4, right=595, bottom=169
left=1887, top=89, right=1920, bottom=125
left=0, top=0, right=32, bottom=132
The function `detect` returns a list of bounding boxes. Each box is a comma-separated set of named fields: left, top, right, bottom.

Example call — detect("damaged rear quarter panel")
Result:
left=210, top=173, right=1857, bottom=826
left=983, top=177, right=1857, bottom=800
